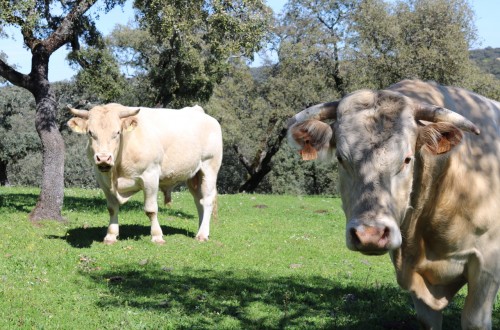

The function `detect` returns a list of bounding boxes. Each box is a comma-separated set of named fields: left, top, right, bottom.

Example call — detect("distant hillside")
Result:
left=470, top=47, right=500, bottom=79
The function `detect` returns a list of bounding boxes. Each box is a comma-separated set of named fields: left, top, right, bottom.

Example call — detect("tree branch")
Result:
left=0, top=59, right=30, bottom=89
left=233, top=144, right=254, bottom=174
left=41, top=0, right=98, bottom=54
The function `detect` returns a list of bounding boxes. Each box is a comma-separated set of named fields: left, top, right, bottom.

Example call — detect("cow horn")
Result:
left=414, top=102, right=480, bottom=135
left=287, top=101, right=339, bottom=128
left=119, top=108, right=141, bottom=118
left=68, top=105, right=89, bottom=119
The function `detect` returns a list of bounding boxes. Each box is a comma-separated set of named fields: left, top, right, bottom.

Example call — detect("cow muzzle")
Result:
left=94, top=153, right=114, bottom=172
left=346, top=219, right=402, bottom=255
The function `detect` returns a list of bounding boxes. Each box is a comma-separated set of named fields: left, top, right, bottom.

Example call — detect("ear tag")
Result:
left=125, top=125, right=135, bottom=133
left=300, top=141, right=318, bottom=160
left=436, top=138, right=451, bottom=154
left=123, top=118, right=138, bottom=133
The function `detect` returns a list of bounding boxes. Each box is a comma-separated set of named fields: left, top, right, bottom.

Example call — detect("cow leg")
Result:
left=142, top=174, right=165, bottom=244
left=461, top=259, right=499, bottom=329
left=161, top=186, right=173, bottom=206
left=187, top=168, right=217, bottom=242
left=410, top=293, right=443, bottom=330
left=103, top=193, right=120, bottom=245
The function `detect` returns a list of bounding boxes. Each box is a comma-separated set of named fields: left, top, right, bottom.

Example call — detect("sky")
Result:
left=1, top=0, right=498, bottom=82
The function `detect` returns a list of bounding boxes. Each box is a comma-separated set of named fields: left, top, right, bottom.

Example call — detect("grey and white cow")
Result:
left=288, top=80, right=500, bottom=329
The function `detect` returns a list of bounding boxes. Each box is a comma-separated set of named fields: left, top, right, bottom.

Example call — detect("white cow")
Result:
left=288, top=80, right=500, bottom=329
left=68, top=103, right=223, bottom=244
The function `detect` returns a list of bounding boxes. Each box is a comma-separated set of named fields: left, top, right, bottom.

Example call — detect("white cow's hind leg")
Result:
left=142, top=174, right=165, bottom=244
left=188, top=168, right=217, bottom=242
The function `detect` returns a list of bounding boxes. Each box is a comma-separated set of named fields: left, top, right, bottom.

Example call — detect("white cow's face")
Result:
left=68, top=104, right=139, bottom=172
left=334, top=91, right=418, bottom=255
left=86, top=109, right=123, bottom=172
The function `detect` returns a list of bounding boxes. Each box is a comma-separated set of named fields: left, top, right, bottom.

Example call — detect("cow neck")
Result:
left=393, top=151, right=454, bottom=309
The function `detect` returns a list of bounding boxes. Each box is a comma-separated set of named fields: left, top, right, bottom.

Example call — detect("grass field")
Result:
left=0, top=186, right=497, bottom=329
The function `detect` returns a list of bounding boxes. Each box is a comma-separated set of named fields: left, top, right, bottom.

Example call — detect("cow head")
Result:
left=67, top=103, right=140, bottom=172
left=288, top=90, right=479, bottom=255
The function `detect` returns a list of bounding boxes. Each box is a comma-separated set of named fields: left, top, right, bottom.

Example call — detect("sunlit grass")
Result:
left=0, top=186, right=496, bottom=329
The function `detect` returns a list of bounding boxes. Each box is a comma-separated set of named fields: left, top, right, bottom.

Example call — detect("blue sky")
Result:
left=1, top=0, right=498, bottom=82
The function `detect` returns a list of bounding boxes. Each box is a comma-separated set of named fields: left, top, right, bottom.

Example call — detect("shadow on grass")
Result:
left=0, top=192, right=195, bottom=218
left=0, top=193, right=39, bottom=213
left=3, top=192, right=197, bottom=247
left=84, top=264, right=441, bottom=330
left=47, top=224, right=197, bottom=248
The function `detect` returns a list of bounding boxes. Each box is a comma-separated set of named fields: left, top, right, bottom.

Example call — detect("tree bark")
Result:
left=28, top=44, right=65, bottom=222
left=29, top=94, right=65, bottom=221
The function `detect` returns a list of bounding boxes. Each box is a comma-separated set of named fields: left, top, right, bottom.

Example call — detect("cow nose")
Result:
left=94, top=153, right=114, bottom=172
left=95, top=153, right=112, bottom=164
left=348, top=224, right=392, bottom=255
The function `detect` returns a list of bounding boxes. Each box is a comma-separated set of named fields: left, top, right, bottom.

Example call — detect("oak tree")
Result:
left=0, top=0, right=126, bottom=220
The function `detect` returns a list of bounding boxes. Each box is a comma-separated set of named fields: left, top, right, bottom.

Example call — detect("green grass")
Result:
left=0, top=187, right=497, bottom=329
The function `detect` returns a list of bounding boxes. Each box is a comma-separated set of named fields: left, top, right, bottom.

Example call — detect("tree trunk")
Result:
left=235, top=126, right=288, bottom=193
left=238, top=165, right=272, bottom=193
left=29, top=91, right=65, bottom=222
left=0, top=160, right=10, bottom=186
left=24, top=37, right=66, bottom=221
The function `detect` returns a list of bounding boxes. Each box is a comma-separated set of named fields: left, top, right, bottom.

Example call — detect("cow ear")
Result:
left=288, top=119, right=334, bottom=161
left=67, top=117, right=87, bottom=134
left=122, top=117, right=138, bottom=132
left=417, top=122, right=463, bottom=155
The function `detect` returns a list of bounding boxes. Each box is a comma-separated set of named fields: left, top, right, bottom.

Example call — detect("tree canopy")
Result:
left=1, top=0, right=500, bottom=197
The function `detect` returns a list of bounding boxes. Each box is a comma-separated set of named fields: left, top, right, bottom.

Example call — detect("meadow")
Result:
left=0, top=186, right=495, bottom=329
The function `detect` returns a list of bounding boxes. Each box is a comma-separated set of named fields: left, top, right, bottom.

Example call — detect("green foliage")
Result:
left=351, top=0, right=478, bottom=88
left=0, top=82, right=98, bottom=188
left=467, top=47, right=500, bottom=100
left=69, top=47, right=129, bottom=103
left=2, top=187, right=493, bottom=329
left=461, top=64, right=500, bottom=101
left=112, top=0, right=272, bottom=107
left=0, top=87, right=38, bottom=159
left=2, top=0, right=499, bottom=195
left=0, top=86, right=39, bottom=185
left=278, top=0, right=356, bottom=95
left=0, top=1, right=39, bottom=32
left=470, top=47, right=500, bottom=79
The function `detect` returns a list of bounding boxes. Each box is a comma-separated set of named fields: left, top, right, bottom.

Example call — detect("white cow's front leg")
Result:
left=104, top=197, right=120, bottom=245
left=142, top=174, right=164, bottom=244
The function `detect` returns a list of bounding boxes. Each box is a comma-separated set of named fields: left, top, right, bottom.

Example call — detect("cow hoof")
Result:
left=152, top=237, right=165, bottom=245
left=195, top=235, right=209, bottom=242
left=103, top=238, right=117, bottom=245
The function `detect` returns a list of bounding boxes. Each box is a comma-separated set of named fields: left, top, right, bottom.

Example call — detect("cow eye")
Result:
left=112, top=131, right=120, bottom=139
left=404, top=157, right=412, bottom=165
left=336, top=154, right=343, bottom=164
left=88, top=130, right=95, bottom=139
